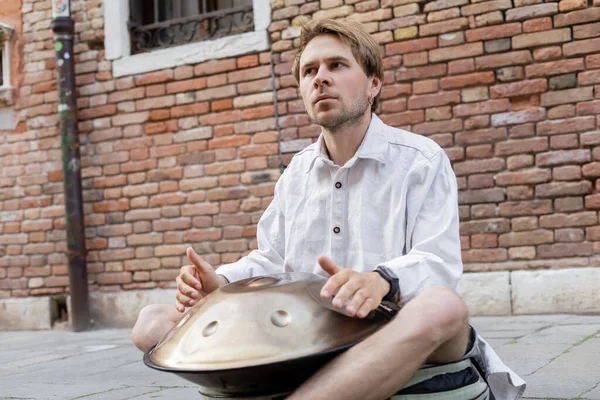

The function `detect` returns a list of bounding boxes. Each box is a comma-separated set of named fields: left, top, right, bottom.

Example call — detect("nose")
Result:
left=313, top=65, right=331, bottom=88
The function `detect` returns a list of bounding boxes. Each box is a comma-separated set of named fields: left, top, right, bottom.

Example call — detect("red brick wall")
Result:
left=1, top=0, right=600, bottom=298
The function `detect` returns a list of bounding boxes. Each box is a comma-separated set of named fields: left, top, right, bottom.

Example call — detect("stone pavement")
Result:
left=0, top=314, right=598, bottom=400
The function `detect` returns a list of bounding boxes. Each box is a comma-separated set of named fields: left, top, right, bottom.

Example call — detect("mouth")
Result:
left=314, top=96, right=336, bottom=105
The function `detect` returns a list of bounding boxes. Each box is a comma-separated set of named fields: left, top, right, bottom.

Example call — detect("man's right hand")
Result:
left=175, top=247, right=228, bottom=312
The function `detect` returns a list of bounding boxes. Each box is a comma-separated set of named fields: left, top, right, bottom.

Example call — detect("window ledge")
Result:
left=113, top=29, right=269, bottom=78
left=0, top=86, right=14, bottom=107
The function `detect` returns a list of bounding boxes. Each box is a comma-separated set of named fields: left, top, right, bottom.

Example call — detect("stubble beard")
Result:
left=309, top=96, right=370, bottom=135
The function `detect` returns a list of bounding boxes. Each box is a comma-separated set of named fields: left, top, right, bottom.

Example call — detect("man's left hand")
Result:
left=318, top=256, right=390, bottom=318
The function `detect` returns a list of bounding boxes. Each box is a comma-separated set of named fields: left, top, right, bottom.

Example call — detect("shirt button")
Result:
left=333, top=227, right=340, bottom=234
left=335, top=182, right=342, bottom=189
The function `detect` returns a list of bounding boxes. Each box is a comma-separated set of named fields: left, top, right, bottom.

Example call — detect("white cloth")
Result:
left=217, top=114, right=526, bottom=399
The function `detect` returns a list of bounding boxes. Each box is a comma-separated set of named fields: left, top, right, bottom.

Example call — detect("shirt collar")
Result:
left=305, top=113, right=388, bottom=173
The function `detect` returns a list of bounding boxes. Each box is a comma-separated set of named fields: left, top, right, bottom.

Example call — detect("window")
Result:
left=128, top=0, right=254, bottom=54
left=0, top=21, right=14, bottom=106
left=104, top=0, right=270, bottom=77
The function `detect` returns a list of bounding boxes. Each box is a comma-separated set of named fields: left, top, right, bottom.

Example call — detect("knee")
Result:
left=132, top=304, right=167, bottom=352
left=406, top=286, right=469, bottom=346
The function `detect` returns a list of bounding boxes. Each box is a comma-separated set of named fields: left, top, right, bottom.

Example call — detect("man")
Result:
left=133, top=19, right=525, bottom=400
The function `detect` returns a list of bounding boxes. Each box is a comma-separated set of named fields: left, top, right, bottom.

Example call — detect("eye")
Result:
left=331, top=62, right=343, bottom=69
left=303, top=67, right=315, bottom=76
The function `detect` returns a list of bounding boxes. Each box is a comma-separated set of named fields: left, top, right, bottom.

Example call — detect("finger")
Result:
left=357, top=298, right=377, bottom=319
left=332, top=278, right=361, bottom=309
left=320, top=269, right=350, bottom=299
left=176, top=291, right=194, bottom=308
left=180, top=265, right=202, bottom=290
left=187, top=247, right=221, bottom=293
left=345, top=289, right=367, bottom=317
left=175, top=300, right=185, bottom=313
left=318, top=256, right=341, bottom=276
left=176, top=276, right=199, bottom=299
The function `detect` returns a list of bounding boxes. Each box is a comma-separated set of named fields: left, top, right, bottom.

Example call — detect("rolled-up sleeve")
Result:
left=216, top=177, right=287, bottom=283
left=379, top=150, right=463, bottom=305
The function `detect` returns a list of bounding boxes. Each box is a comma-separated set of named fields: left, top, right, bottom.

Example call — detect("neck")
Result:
left=322, top=111, right=372, bottom=167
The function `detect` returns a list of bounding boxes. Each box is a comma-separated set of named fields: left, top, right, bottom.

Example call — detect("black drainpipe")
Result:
left=51, top=0, right=90, bottom=332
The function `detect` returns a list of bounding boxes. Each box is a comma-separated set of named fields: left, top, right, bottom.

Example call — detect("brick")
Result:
left=495, top=137, right=548, bottom=156
left=537, top=116, right=595, bottom=135
left=535, top=181, right=592, bottom=198
left=193, top=59, right=240, bottom=77
left=170, top=102, right=209, bottom=118
left=577, top=101, right=600, bottom=116
left=386, top=37, right=438, bottom=55
left=549, top=73, right=577, bottom=90
left=556, top=197, right=584, bottom=212
left=495, top=169, right=551, bottom=186
left=449, top=59, right=475, bottom=75
left=453, top=158, right=505, bottom=175
left=536, top=149, right=592, bottom=166
left=512, top=28, right=571, bottom=50
left=525, top=58, right=584, bottom=78
left=554, top=7, right=600, bottom=27
left=582, top=162, right=600, bottom=177
left=461, top=0, right=512, bottom=16
left=466, top=145, right=493, bottom=159
left=579, top=70, right=600, bottom=86
left=586, top=194, right=600, bottom=209
left=439, top=32, right=465, bottom=48
left=135, top=70, right=173, bottom=86
left=380, top=15, right=427, bottom=31
left=459, top=218, right=510, bottom=235
left=453, top=99, right=510, bottom=116
left=413, top=80, right=438, bottom=94
left=581, top=131, right=600, bottom=146
left=440, top=72, right=495, bottom=89
left=393, top=3, right=420, bottom=17
left=532, top=46, right=563, bottom=62
left=470, top=233, right=498, bottom=248
left=380, top=110, right=425, bottom=126
left=484, top=38, right=511, bottom=53
left=538, top=243, right=593, bottom=258
left=509, top=247, right=536, bottom=260
left=540, top=87, right=594, bottom=107
left=424, top=0, right=468, bottom=12
left=458, top=188, right=505, bottom=204
left=462, top=249, right=507, bottom=262
left=499, top=230, right=554, bottom=246
left=475, top=51, right=532, bottom=70
left=397, top=64, right=448, bottom=81
left=496, top=66, right=525, bottom=82
left=553, top=165, right=582, bottom=181
left=499, top=200, right=553, bottom=216
left=313, top=5, right=354, bottom=19
left=429, top=42, right=484, bottom=62
left=573, top=22, right=600, bottom=40
left=563, top=38, right=600, bottom=57
left=491, top=108, right=546, bottom=126
left=455, top=127, right=506, bottom=145
left=559, top=0, right=587, bottom=12
left=506, top=4, right=558, bottom=22
left=393, top=26, right=419, bottom=40
left=464, top=115, right=490, bottom=129
left=523, top=17, right=552, bottom=33
left=588, top=54, right=600, bottom=69
left=413, top=119, right=463, bottom=135
left=408, top=91, right=461, bottom=109
left=465, top=23, right=521, bottom=42
left=553, top=228, right=584, bottom=242
left=461, top=87, right=489, bottom=103
left=490, top=79, right=547, bottom=99
left=475, top=11, right=504, bottom=27
left=420, top=18, right=469, bottom=36
left=428, top=8, right=461, bottom=23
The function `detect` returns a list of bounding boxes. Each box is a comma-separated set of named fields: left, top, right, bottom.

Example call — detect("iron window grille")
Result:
left=128, top=0, right=254, bottom=54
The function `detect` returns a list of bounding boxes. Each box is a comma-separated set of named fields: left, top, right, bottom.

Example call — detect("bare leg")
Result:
left=287, top=286, right=470, bottom=400
left=131, top=304, right=182, bottom=352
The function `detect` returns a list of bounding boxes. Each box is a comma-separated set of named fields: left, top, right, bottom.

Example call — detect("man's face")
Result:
left=298, top=34, right=376, bottom=130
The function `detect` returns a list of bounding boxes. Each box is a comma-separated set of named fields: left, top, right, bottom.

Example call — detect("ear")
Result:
left=369, top=75, right=382, bottom=100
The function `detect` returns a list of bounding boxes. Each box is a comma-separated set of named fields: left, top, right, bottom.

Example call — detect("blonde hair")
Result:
left=291, top=18, right=384, bottom=111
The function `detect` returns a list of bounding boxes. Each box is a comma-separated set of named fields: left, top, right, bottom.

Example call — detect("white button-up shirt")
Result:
left=217, top=113, right=526, bottom=398
left=217, top=114, right=462, bottom=304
